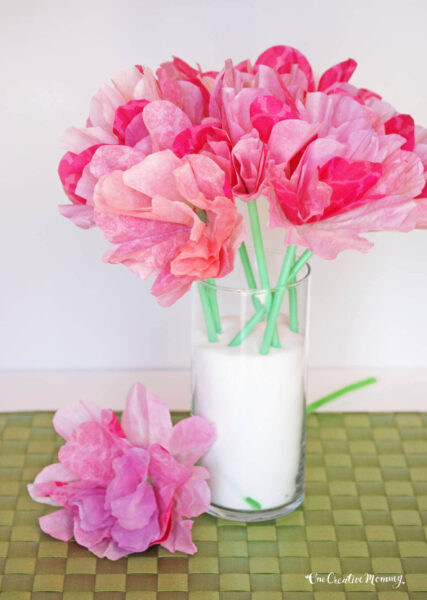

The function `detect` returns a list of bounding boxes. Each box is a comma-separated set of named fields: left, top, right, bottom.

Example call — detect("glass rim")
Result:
left=200, top=262, right=311, bottom=295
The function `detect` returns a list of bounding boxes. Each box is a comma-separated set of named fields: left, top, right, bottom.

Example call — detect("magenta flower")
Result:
left=28, top=383, right=216, bottom=559
left=330, top=93, right=427, bottom=228
left=202, top=46, right=382, bottom=202
left=265, top=92, right=425, bottom=258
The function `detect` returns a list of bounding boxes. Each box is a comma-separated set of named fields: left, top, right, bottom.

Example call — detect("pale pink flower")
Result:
left=58, top=60, right=213, bottom=228
left=93, top=150, right=245, bottom=305
left=28, top=383, right=216, bottom=559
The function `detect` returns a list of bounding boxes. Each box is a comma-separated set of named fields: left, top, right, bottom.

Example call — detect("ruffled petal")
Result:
left=39, top=509, right=74, bottom=542
left=174, top=466, right=211, bottom=518
left=123, top=149, right=182, bottom=201
left=318, top=58, right=357, bottom=92
left=168, top=416, right=216, bottom=466
left=58, top=204, right=95, bottom=229
left=160, top=517, right=197, bottom=554
left=142, top=100, right=192, bottom=150
left=58, top=421, right=128, bottom=484
left=52, top=400, right=104, bottom=440
left=121, top=383, right=173, bottom=448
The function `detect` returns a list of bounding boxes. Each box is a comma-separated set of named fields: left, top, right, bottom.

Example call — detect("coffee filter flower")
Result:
left=58, top=59, right=213, bottom=229
left=93, top=149, right=245, bottom=305
left=28, top=383, right=216, bottom=559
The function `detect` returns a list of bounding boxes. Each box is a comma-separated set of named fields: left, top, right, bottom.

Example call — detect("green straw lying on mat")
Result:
left=306, top=377, right=377, bottom=415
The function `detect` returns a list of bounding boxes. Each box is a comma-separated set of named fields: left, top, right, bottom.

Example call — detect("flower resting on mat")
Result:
left=28, top=383, right=216, bottom=559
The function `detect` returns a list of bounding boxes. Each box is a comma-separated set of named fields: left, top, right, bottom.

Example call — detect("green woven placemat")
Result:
left=0, top=411, right=426, bottom=599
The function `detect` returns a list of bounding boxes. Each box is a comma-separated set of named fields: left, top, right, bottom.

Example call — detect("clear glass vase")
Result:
left=191, top=250, right=310, bottom=522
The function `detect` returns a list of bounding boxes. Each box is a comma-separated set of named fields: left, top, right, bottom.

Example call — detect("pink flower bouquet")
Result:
left=58, top=45, right=426, bottom=353
left=29, top=383, right=216, bottom=558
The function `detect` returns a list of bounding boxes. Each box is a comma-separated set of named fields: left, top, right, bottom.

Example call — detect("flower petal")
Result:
left=28, top=463, right=78, bottom=506
left=52, top=400, right=104, bottom=440
left=142, top=100, right=192, bottom=150
left=318, top=58, right=357, bottom=92
left=160, top=517, right=197, bottom=554
left=121, top=383, right=173, bottom=448
left=58, top=204, right=95, bottom=229
left=58, top=421, right=127, bottom=484
left=169, top=416, right=216, bottom=466
left=174, top=466, right=211, bottom=518
left=123, top=149, right=182, bottom=201
left=39, top=509, right=74, bottom=542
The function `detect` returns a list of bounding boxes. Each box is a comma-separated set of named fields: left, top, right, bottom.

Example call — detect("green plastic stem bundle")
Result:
left=197, top=282, right=217, bottom=343
left=233, top=242, right=280, bottom=347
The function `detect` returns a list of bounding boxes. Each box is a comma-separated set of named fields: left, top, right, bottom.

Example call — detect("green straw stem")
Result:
left=197, top=282, right=217, bottom=343
left=239, top=243, right=259, bottom=292
left=237, top=242, right=280, bottom=346
left=238, top=243, right=262, bottom=313
left=247, top=201, right=280, bottom=348
left=247, top=201, right=272, bottom=301
left=288, top=281, right=298, bottom=333
left=229, top=305, right=267, bottom=347
left=287, top=249, right=312, bottom=333
left=288, top=250, right=313, bottom=280
left=306, top=377, right=377, bottom=415
left=260, top=245, right=296, bottom=355
left=206, top=278, right=221, bottom=334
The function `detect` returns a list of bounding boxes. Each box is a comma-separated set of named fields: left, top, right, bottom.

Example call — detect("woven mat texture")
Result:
left=0, top=411, right=426, bottom=599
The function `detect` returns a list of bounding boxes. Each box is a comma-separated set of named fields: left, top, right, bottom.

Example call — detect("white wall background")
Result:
left=1, top=0, right=426, bottom=372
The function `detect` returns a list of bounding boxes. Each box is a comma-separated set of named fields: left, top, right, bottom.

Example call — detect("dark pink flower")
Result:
left=265, top=92, right=424, bottom=258
left=28, top=383, right=216, bottom=559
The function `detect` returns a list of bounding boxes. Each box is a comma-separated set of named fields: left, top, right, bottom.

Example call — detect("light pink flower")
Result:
left=59, top=59, right=213, bottom=228
left=93, top=150, right=245, bottom=305
left=28, top=383, right=216, bottom=559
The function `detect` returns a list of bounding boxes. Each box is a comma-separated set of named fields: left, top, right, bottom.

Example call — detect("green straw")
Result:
left=239, top=243, right=259, bottom=295
left=260, top=245, right=296, bottom=354
left=288, top=279, right=298, bottom=332
left=247, top=201, right=271, bottom=299
left=239, top=243, right=263, bottom=313
left=285, top=250, right=313, bottom=335
left=197, top=282, right=217, bottom=343
left=206, top=278, right=221, bottom=334
left=246, top=202, right=280, bottom=348
left=306, top=377, right=377, bottom=414
left=288, top=250, right=313, bottom=280
left=229, top=305, right=267, bottom=347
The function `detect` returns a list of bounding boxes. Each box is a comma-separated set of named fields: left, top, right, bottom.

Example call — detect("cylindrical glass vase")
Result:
left=191, top=253, right=310, bottom=522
